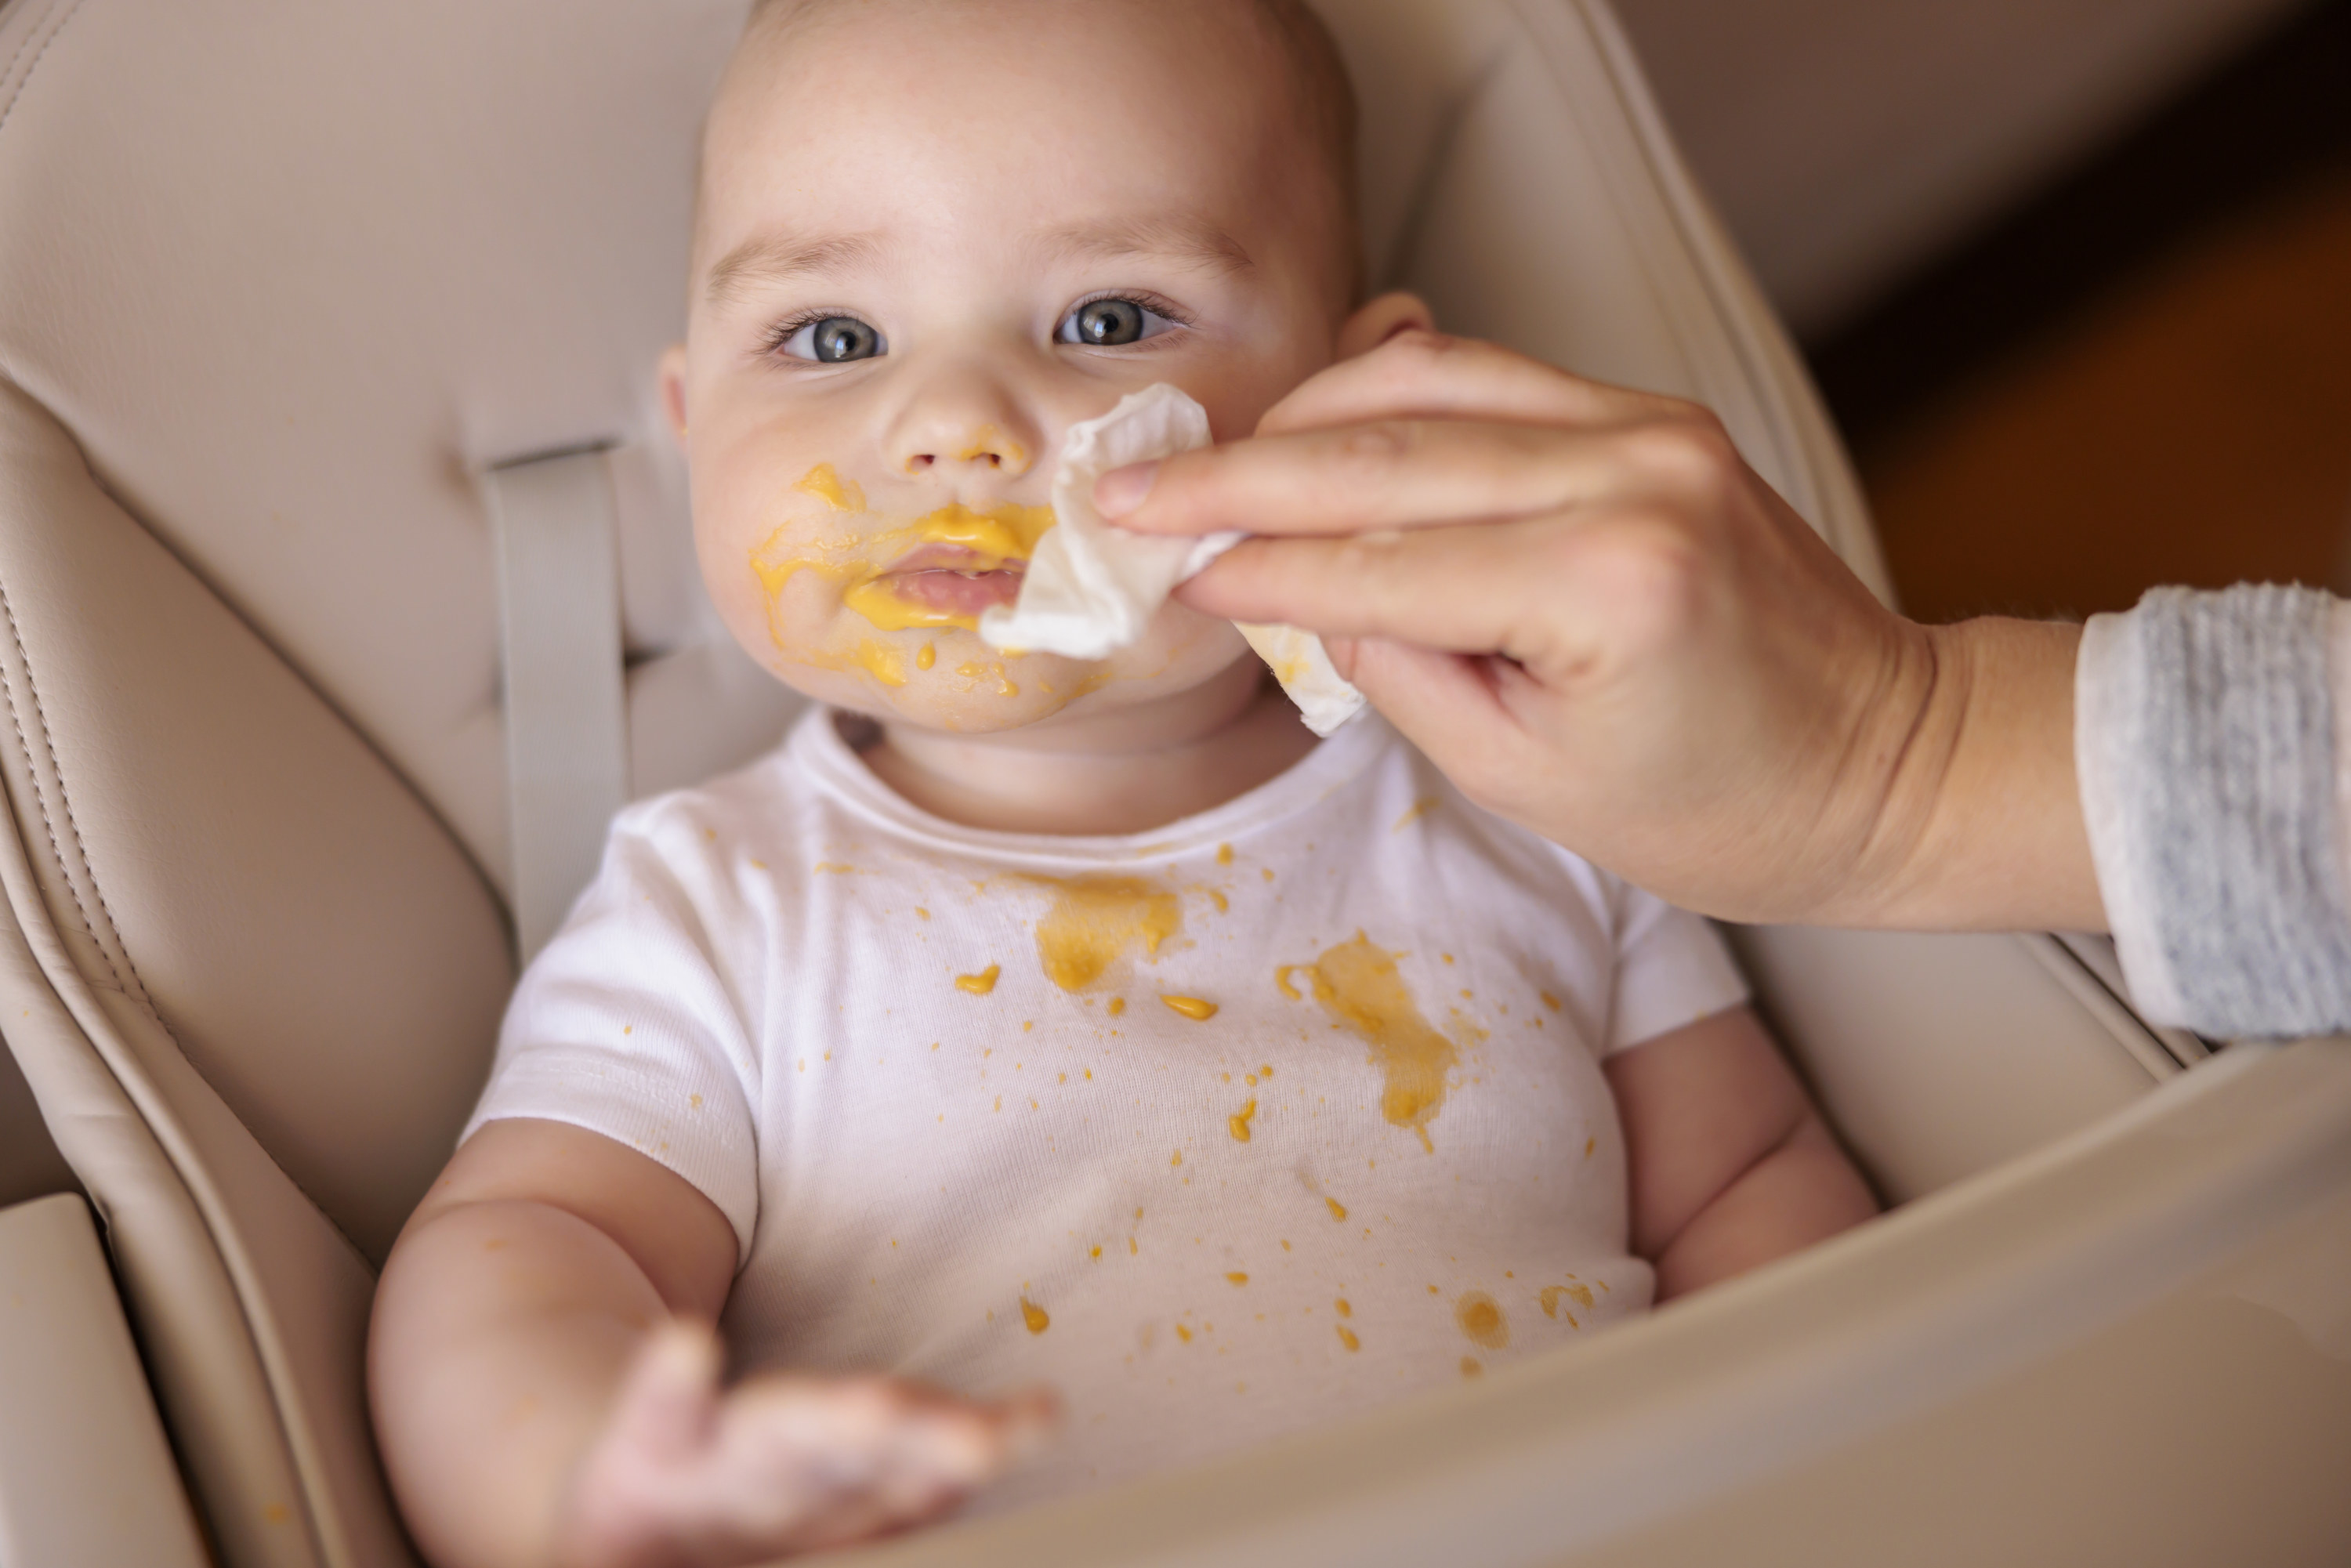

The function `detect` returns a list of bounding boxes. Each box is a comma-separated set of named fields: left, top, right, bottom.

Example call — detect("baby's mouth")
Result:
left=844, top=542, right=1027, bottom=630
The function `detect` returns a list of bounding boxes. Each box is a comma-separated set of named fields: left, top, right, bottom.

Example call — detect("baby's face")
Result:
left=670, top=0, right=1355, bottom=734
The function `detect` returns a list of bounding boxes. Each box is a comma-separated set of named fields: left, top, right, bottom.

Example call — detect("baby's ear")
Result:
left=1335, top=292, right=1435, bottom=360
left=657, top=343, right=690, bottom=451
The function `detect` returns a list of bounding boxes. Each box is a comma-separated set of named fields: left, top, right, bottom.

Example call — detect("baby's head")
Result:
left=663, top=0, right=1425, bottom=733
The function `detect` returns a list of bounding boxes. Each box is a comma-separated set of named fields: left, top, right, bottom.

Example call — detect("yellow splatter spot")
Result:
left=1107, top=996, right=1127, bottom=1016
left=1226, top=1273, right=1248, bottom=1286
left=1273, top=965, right=1303, bottom=1001
left=1541, top=990, right=1563, bottom=1012
left=1025, top=875, right=1182, bottom=990
left=1020, top=1297, right=1050, bottom=1334
left=916, top=907, right=932, bottom=920
left=1128, top=1237, right=1138, bottom=1255
left=1229, top=1099, right=1257, bottom=1141
left=688, top=1093, right=701, bottom=1109
left=1460, top=1356, right=1483, bottom=1378
left=1455, top=1291, right=1509, bottom=1349
left=1325, top=1197, right=1348, bottom=1222
left=1161, top=994, right=1218, bottom=1021
left=1260, top=1064, right=1273, bottom=1077
left=1539, top=1284, right=1587, bottom=1327
left=263, top=1502, right=293, bottom=1526
left=956, top=964, right=1001, bottom=994
left=1335, top=1298, right=1352, bottom=1317
left=1176, top=1323, right=1194, bottom=1344
left=916, top=643, right=936, bottom=671
left=1091, top=1245, right=1103, bottom=1259
left=1297, top=932, right=1480, bottom=1152
left=1585, top=1135, right=1596, bottom=1158
left=1171, top=1150, right=1183, bottom=1167
left=1262, top=867, right=1275, bottom=882
left=814, top=862, right=857, bottom=875
left=1336, top=1325, right=1360, bottom=1352
left=1216, top=842, right=1234, bottom=865
left=1391, top=795, right=1439, bottom=831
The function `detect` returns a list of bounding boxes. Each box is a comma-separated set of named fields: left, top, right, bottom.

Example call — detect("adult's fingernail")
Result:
left=1094, top=460, right=1160, bottom=518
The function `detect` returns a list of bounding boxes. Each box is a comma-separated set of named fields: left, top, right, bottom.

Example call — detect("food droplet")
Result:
left=1229, top=1099, right=1257, bottom=1142
left=956, top=965, right=1001, bottom=994
left=1161, top=995, right=1218, bottom=1021
left=1325, top=1197, right=1348, bottom=1222
left=1216, top=843, right=1234, bottom=865
left=916, top=643, right=936, bottom=671
left=1455, top=1291, right=1509, bottom=1349
left=1335, top=1298, right=1352, bottom=1317
left=1336, top=1325, right=1360, bottom=1352
left=1176, top=1324, right=1194, bottom=1344
left=1020, top=1297, right=1050, bottom=1334
left=1226, top=1273, right=1248, bottom=1286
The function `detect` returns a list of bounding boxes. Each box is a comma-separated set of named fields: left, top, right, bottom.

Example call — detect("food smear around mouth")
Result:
left=1025, top=876, right=1182, bottom=991
left=795, top=463, right=866, bottom=512
left=1296, top=932, right=1473, bottom=1152
left=854, top=639, right=908, bottom=686
left=1455, top=1291, right=1509, bottom=1349
left=955, top=964, right=1001, bottom=995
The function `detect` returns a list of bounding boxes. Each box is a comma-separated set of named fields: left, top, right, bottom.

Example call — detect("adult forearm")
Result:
left=370, top=1199, right=664, bottom=1568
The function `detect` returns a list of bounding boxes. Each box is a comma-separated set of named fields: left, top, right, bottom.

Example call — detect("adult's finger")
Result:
left=1254, top=329, right=1680, bottom=438
left=1179, top=513, right=1627, bottom=666
left=1107, top=411, right=1732, bottom=540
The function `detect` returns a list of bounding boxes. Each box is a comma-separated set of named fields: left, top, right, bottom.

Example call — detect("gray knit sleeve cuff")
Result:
left=2075, top=584, right=2351, bottom=1037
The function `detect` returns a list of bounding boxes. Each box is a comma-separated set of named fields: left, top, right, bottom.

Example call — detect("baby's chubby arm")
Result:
left=370, top=1119, right=1053, bottom=1568
left=1602, top=1006, right=1878, bottom=1300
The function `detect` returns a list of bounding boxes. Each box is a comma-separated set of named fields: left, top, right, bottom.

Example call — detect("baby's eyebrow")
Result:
left=703, top=229, right=889, bottom=306
left=1039, top=216, right=1255, bottom=278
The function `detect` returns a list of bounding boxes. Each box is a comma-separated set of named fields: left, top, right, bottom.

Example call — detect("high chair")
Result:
left=0, top=0, right=2344, bottom=1563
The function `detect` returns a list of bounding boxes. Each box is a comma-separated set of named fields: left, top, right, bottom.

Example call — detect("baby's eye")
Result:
left=781, top=315, right=886, bottom=363
left=1057, top=297, right=1181, bottom=347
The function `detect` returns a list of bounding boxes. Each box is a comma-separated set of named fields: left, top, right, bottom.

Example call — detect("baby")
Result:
left=369, top=2, right=1878, bottom=1564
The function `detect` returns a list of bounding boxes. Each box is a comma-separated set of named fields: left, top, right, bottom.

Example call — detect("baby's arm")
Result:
left=1602, top=1005, right=1878, bottom=1300
left=369, top=1119, right=1052, bottom=1568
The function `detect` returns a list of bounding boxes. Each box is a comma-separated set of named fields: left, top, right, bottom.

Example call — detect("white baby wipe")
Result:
left=978, top=383, right=1367, bottom=736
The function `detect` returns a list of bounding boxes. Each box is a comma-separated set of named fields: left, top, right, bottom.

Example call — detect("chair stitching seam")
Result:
left=0, top=0, right=82, bottom=141
left=0, top=572, right=147, bottom=1003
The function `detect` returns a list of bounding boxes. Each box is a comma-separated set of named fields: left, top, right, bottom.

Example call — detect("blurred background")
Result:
left=1610, top=0, right=2351, bottom=624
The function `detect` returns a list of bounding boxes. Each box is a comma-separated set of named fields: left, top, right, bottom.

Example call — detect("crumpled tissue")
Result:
left=979, top=383, right=1366, bottom=736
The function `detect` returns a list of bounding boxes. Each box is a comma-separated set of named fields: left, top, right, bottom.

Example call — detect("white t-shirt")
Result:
left=467, top=707, right=1747, bottom=1508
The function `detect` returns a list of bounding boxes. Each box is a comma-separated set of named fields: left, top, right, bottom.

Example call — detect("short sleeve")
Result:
left=463, top=813, right=764, bottom=1264
left=1605, top=885, right=1749, bottom=1055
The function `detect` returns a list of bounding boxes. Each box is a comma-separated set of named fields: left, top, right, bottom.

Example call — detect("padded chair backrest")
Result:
left=0, top=2, right=2176, bottom=1564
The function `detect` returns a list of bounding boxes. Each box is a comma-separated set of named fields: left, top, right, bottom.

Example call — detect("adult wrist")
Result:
left=1838, top=615, right=2099, bottom=932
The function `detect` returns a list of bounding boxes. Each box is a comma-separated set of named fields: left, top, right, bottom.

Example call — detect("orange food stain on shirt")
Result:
left=1226, top=1273, right=1248, bottom=1286
left=1296, top=932, right=1481, bottom=1152
left=1229, top=1099, right=1256, bottom=1141
left=1020, top=1297, right=1050, bottom=1334
left=1175, top=1324, right=1194, bottom=1344
left=956, top=964, right=1001, bottom=994
left=1334, top=1298, right=1352, bottom=1317
left=916, top=643, right=936, bottom=672
left=1216, top=842, right=1234, bottom=865
left=1336, top=1325, right=1360, bottom=1352
left=1024, top=875, right=1182, bottom=990
left=1163, top=994, right=1218, bottom=1020
left=1273, top=965, right=1303, bottom=1001
left=1461, top=1356, right=1483, bottom=1378
left=1455, top=1291, right=1509, bottom=1349
left=1391, top=795, right=1439, bottom=831
left=1325, top=1197, right=1348, bottom=1222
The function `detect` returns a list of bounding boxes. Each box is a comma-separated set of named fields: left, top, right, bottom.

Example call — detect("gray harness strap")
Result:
left=485, top=444, right=629, bottom=961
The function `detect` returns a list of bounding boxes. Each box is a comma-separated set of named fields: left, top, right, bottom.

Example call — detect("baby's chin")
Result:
left=757, top=616, right=1250, bottom=736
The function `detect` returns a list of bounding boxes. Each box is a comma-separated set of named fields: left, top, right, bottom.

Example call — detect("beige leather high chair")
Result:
left=0, top=1, right=2344, bottom=1564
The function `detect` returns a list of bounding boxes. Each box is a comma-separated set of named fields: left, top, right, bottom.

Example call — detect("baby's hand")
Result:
left=552, top=1322, right=1058, bottom=1568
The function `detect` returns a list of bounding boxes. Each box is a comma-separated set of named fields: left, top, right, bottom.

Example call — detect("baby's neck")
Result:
left=862, top=659, right=1320, bottom=835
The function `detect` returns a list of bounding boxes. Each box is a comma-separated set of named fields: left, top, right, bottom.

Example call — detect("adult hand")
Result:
left=1099, top=330, right=2101, bottom=931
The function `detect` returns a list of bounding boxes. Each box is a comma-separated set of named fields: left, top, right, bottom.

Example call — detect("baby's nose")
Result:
left=904, top=425, right=1031, bottom=477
